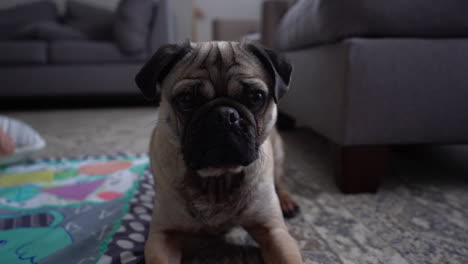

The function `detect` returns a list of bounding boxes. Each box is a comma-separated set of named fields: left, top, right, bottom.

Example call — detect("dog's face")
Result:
left=136, top=41, right=292, bottom=175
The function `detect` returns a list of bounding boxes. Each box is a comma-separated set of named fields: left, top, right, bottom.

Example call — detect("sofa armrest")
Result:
left=261, top=0, right=290, bottom=48
left=148, top=0, right=175, bottom=54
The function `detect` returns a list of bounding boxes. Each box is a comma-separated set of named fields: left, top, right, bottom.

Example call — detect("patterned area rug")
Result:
left=281, top=144, right=468, bottom=264
left=1, top=149, right=468, bottom=264
left=0, top=153, right=151, bottom=264
left=176, top=143, right=468, bottom=264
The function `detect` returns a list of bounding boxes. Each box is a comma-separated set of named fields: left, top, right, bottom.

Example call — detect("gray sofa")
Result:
left=261, top=0, right=468, bottom=193
left=0, top=0, right=174, bottom=105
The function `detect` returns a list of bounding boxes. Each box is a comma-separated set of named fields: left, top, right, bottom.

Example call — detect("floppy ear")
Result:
left=244, top=43, right=292, bottom=103
left=135, top=41, right=192, bottom=102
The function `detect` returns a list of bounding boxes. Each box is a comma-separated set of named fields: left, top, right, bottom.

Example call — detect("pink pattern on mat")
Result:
left=78, top=161, right=133, bottom=175
left=44, top=179, right=105, bottom=201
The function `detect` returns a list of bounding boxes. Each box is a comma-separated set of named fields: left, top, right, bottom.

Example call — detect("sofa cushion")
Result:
left=114, top=0, right=153, bottom=55
left=13, top=21, right=87, bottom=41
left=277, top=0, right=468, bottom=50
left=49, top=41, right=146, bottom=64
left=65, top=0, right=114, bottom=40
left=0, top=42, right=48, bottom=65
left=281, top=38, right=468, bottom=145
left=0, top=1, right=58, bottom=40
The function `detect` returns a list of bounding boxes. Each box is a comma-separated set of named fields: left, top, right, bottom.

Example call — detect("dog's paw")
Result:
left=278, top=191, right=300, bottom=219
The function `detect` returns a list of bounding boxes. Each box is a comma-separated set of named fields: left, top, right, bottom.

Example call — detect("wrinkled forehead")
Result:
left=168, top=41, right=270, bottom=98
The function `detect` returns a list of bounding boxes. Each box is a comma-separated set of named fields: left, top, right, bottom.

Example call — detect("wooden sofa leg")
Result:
left=332, top=145, right=389, bottom=194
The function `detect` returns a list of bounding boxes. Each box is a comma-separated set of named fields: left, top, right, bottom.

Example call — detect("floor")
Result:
left=5, top=107, right=468, bottom=264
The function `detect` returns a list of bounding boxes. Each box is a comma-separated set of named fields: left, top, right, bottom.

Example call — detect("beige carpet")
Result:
left=5, top=107, right=468, bottom=264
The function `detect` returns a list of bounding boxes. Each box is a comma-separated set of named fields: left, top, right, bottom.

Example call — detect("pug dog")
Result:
left=136, top=41, right=302, bottom=264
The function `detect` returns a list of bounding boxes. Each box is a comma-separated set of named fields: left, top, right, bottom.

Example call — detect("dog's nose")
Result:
left=215, top=106, right=240, bottom=126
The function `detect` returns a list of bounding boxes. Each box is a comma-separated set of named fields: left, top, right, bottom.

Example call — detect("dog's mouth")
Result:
left=184, top=138, right=259, bottom=170
left=196, top=165, right=244, bottom=178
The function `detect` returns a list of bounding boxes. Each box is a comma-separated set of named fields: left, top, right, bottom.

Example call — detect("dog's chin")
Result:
left=196, top=165, right=244, bottom=178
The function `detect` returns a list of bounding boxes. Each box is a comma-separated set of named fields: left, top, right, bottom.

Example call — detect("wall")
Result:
left=194, top=0, right=262, bottom=41
left=172, top=0, right=192, bottom=41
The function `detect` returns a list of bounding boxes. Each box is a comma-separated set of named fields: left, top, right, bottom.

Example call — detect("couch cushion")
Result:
left=0, top=42, right=48, bottom=65
left=65, top=0, right=114, bottom=40
left=50, top=41, right=146, bottom=64
left=277, top=0, right=468, bottom=50
left=114, top=0, right=153, bottom=55
left=281, top=38, right=468, bottom=145
left=0, top=1, right=58, bottom=40
left=13, top=21, right=87, bottom=41
left=0, top=65, right=142, bottom=97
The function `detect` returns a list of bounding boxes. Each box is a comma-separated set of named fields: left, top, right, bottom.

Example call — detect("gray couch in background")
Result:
left=261, top=0, right=468, bottom=193
left=0, top=0, right=174, bottom=103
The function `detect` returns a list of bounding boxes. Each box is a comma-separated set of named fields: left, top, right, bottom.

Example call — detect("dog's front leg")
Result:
left=144, top=230, right=181, bottom=264
left=246, top=224, right=303, bottom=264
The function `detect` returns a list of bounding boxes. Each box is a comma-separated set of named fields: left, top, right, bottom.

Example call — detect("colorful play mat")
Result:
left=0, top=153, right=153, bottom=264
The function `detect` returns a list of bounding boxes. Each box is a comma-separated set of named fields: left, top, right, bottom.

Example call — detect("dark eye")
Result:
left=174, top=92, right=197, bottom=112
left=245, top=90, right=266, bottom=111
